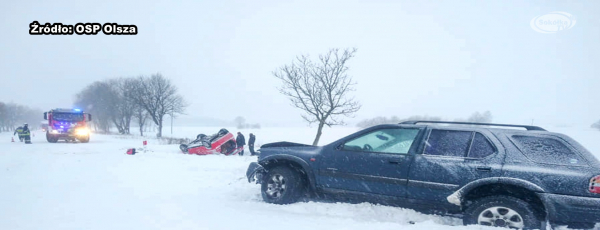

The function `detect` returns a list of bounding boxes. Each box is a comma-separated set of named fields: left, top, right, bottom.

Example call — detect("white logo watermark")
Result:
left=530, top=11, right=576, bottom=33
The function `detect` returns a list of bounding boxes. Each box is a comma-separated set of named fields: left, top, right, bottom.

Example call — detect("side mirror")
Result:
left=87, top=114, right=92, bottom=121
left=43, top=112, right=47, bottom=120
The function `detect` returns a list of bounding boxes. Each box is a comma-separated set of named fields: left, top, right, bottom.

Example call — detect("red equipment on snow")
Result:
left=179, top=128, right=241, bottom=156
left=126, top=148, right=136, bottom=155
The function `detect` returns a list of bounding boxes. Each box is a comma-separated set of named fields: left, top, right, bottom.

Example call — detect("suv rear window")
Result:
left=511, top=135, right=587, bottom=166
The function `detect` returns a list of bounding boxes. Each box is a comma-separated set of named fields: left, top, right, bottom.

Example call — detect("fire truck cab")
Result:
left=43, top=108, right=92, bottom=143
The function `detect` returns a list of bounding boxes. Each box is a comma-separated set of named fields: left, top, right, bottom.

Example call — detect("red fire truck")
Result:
left=43, top=108, right=92, bottom=143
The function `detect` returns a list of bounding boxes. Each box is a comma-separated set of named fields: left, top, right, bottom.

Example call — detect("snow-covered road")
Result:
left=0, top=126, right=598, bottom=230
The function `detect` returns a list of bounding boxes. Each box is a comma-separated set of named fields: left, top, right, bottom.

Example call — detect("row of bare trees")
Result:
left=0, top=102, right=42, bottom=132
left=356, top=115, right=442, bottom=128
left=356, top=111, right=493, bottom=128
left=233, top=116, right=261, bottom=129
left=74, top=73, right=187, bottom=137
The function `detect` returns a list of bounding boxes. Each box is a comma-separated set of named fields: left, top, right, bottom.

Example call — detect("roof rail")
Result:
left=399, top=120, right=546, bottom=131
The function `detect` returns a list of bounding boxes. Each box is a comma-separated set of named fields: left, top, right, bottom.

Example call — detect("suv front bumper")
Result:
left=539, top=193, right=600, bottom=224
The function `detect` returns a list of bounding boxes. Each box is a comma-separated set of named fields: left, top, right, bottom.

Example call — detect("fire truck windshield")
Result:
left=52, top=113, right=84, bottom=122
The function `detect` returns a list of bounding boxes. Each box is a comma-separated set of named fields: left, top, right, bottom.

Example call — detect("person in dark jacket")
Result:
left=236, top=132, right=246, bottom=156
left=22, top=124, right=31, bottom=144
left=14, top=126, right=24, bottom=142
left=248, top=133, right=256, bottom=156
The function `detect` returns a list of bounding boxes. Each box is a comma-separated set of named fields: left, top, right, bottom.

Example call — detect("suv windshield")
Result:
left=342, top=128, right=420, bottom=154
left=52, top=113, right=84, bottom=122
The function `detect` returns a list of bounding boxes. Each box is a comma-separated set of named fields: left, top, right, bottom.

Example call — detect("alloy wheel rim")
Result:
left=266, top=174, right=286, bottom=198
left=477, top=206, right=524, bottom=229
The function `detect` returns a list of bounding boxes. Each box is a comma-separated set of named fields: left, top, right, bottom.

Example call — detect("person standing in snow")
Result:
left=14, top=125, right=24, bottom=142
left=22, top=124, right=31, bottom=144
left=248, top=133, right=256, bottom=156
left=236, top=132, right=246, bottom=156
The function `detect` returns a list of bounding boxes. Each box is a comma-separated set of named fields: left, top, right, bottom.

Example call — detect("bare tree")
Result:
left=109, top=78, right=138, bottom=134
left=133, top=105, right=150, bottom=136
left=274, top=48, right=361, bottom=145
left=74, top=81, right=116, bottom=133
left=127, top=77, right=150, bottom=136
left=132, top=73, right=187, bottom=137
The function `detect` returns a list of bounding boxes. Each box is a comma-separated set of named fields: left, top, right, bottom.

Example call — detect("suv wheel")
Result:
left=261, top=166, right=304, bottom=204
left=464, top=195, right=541, bottom=229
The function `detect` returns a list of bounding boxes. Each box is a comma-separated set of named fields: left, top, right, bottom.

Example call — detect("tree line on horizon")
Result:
left=74, top=73, right=187, bottom=137
left=0, top=102, right=42, bottom=132
left=356, top=111, right=493, bottom=128
left=592, top=120, right=600, bottom=131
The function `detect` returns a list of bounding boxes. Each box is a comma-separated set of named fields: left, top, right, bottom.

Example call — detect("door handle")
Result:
left=476, top=166, right=492, bottom=171
left=388, top=160, right=400, bottom=164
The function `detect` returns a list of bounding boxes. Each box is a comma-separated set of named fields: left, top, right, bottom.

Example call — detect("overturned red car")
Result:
left=179, top=129, right=241, bottom=155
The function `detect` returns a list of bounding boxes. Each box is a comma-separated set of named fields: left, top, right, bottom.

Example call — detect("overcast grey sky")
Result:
left=1, top=0, right=599, bottom=127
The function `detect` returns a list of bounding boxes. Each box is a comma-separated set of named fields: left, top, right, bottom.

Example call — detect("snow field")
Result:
left=0, top=125, right=599, bottom=230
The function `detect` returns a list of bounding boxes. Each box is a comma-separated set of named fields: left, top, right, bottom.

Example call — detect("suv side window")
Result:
left=468, top=132, right=495, bottom=158
left=424, top=129, right=472, bottom=157
left=342, top=128, right=420, bottom=154
left=511, top=135, right=587, bottom=166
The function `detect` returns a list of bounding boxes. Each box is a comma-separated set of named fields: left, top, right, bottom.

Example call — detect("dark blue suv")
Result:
left=246, top=121, right=600, bottom=229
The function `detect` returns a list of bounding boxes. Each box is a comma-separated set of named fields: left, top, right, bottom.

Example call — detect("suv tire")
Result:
left=261, top=166, right=304, bottom=204
left=464, top=195, right=542, bottom=229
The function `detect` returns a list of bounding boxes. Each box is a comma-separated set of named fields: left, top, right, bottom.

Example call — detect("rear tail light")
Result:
left=590, top=176, right=600, bottom=194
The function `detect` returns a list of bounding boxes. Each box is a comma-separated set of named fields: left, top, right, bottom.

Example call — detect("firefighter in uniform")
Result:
left=14, top=126, right=24, bottom=142
left=22, top=124, right=32, bottom=144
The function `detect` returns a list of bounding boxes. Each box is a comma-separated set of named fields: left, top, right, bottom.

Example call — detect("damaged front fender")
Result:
left=246, top=162, right=266, bottom=184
